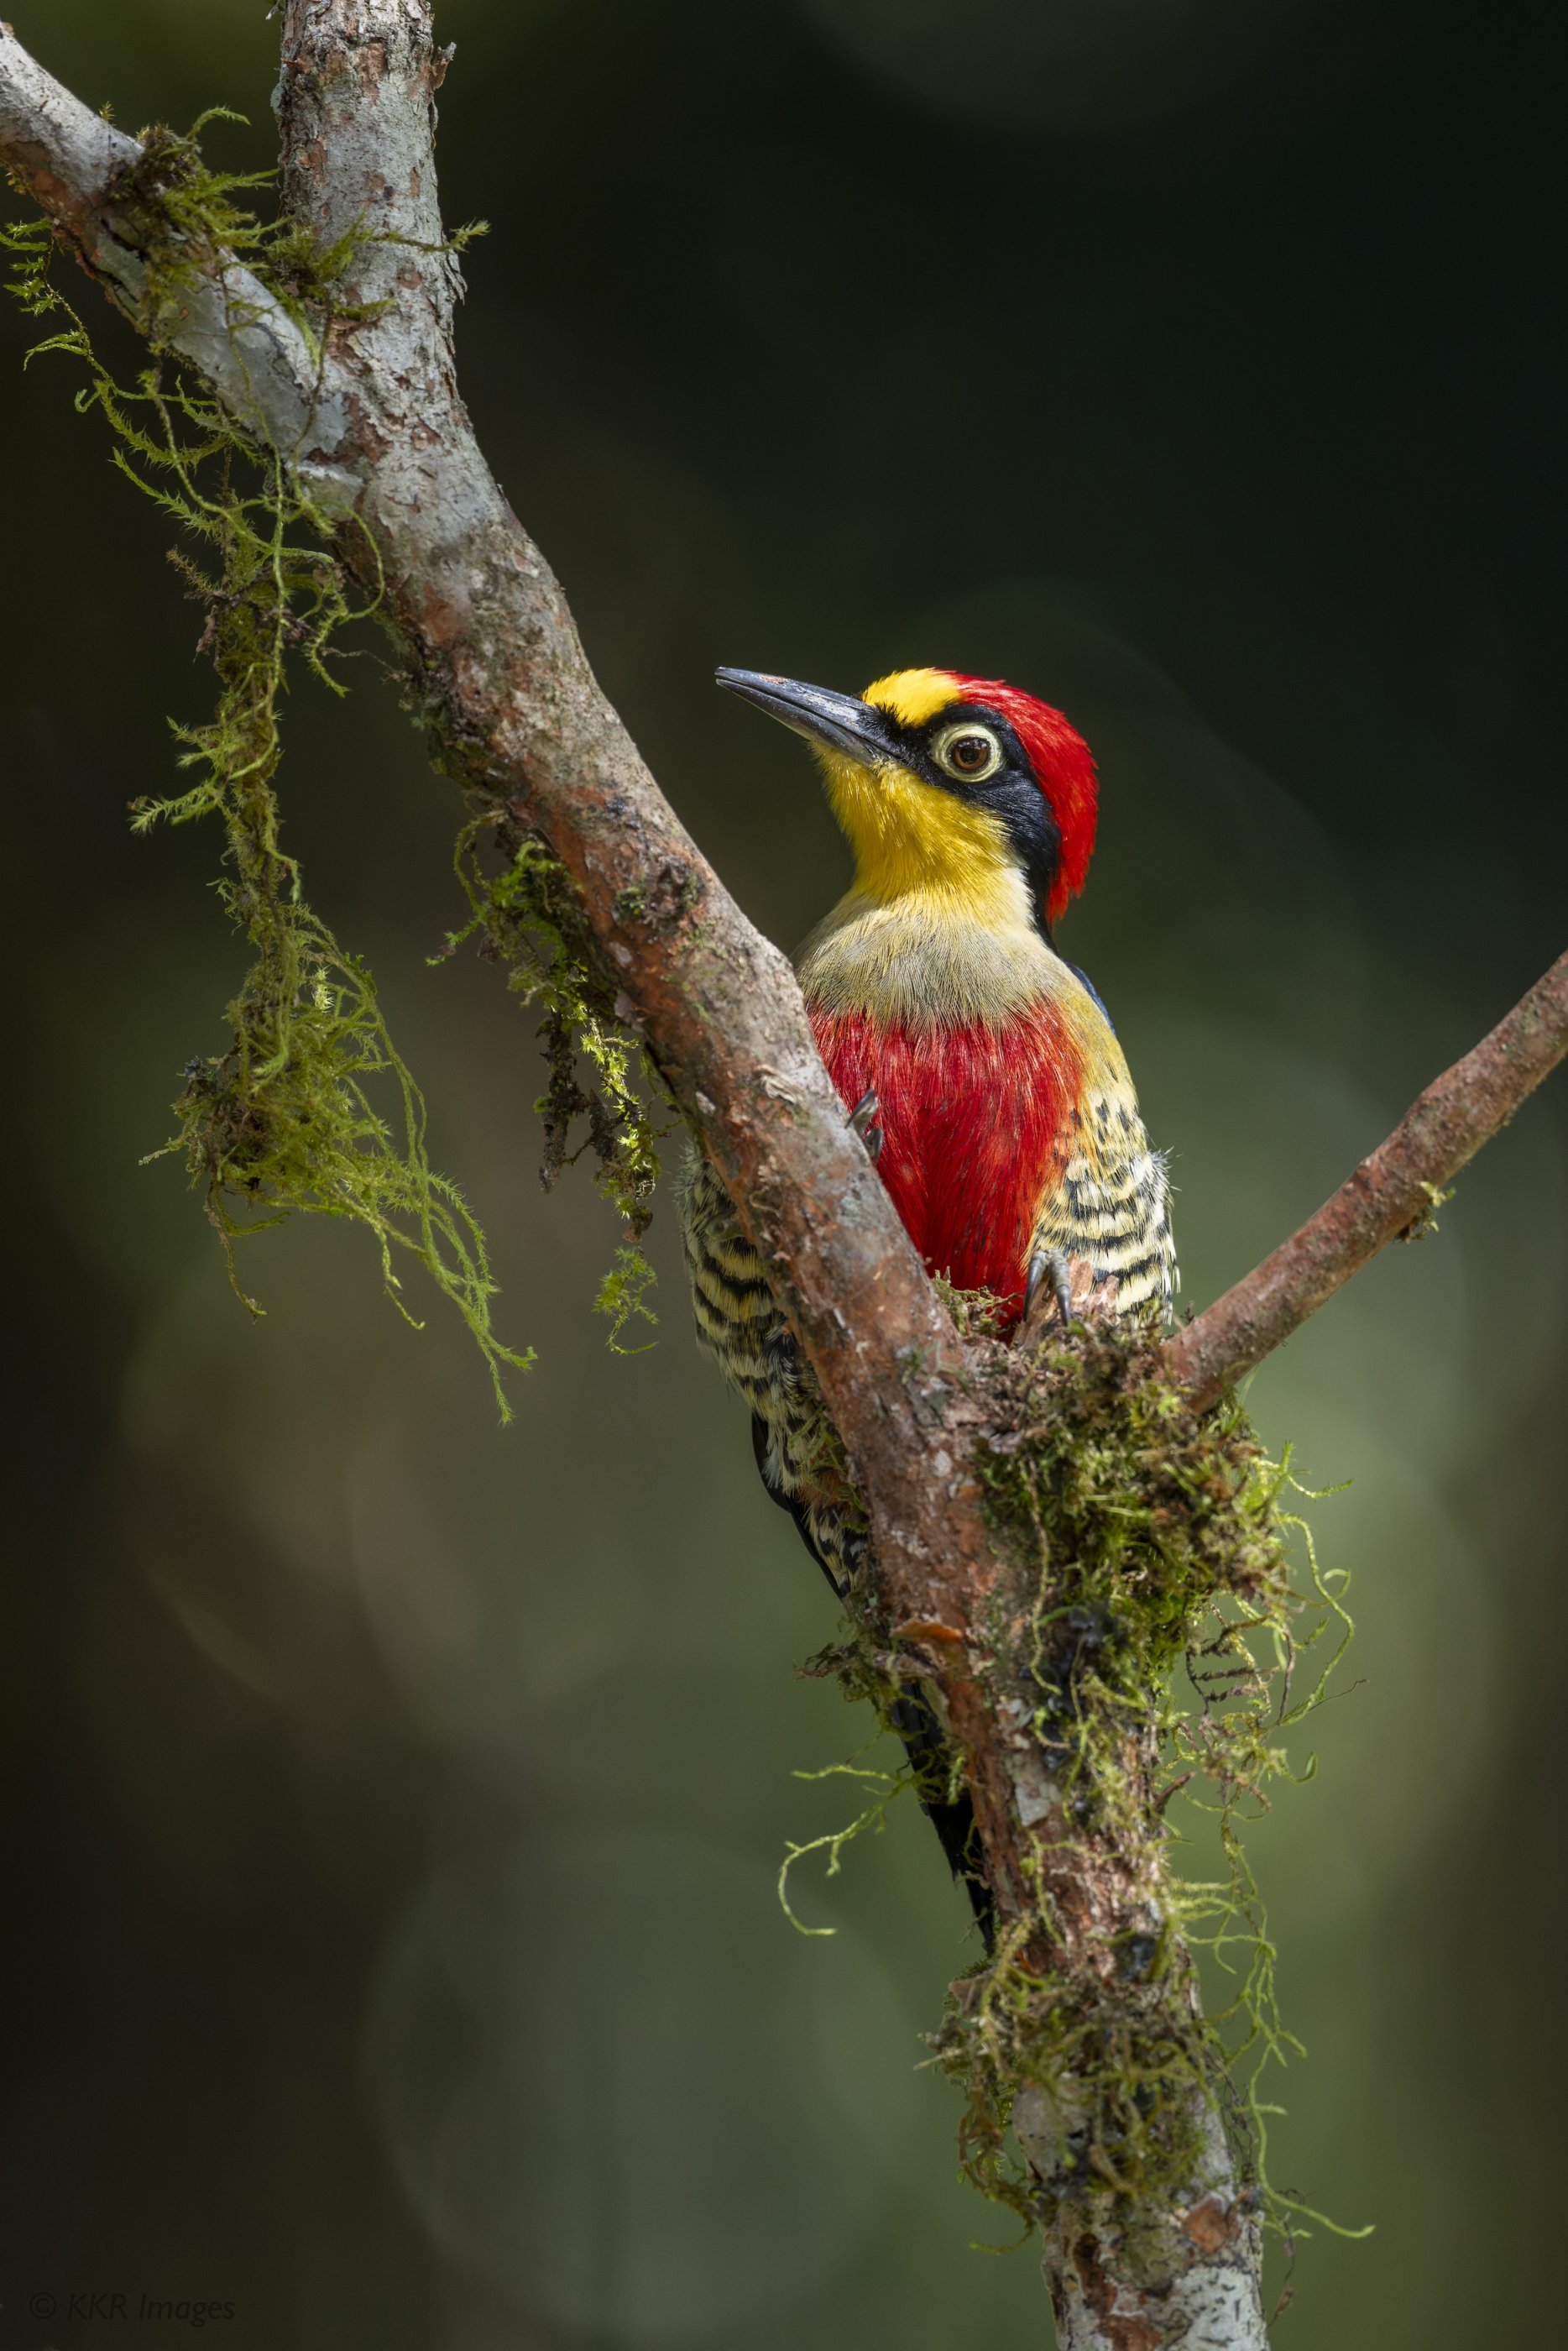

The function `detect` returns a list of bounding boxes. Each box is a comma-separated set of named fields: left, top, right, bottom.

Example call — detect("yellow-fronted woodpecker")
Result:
left=680, top=667, right=1176, bottom=1932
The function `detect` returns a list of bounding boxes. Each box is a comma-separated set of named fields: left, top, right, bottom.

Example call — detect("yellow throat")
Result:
left=813, top=668, right=1027, bottom=929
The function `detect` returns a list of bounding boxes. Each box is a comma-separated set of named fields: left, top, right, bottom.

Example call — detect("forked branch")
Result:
left=3, top=12, right=1565, bottom=2346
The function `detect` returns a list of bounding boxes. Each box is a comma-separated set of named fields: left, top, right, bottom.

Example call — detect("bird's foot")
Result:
left=1018, top=1253, right=1121, bottom=1348
left=1026, top=1247, right=1075, bottom=1332
left=847, top=1087, right=883, bottom=1162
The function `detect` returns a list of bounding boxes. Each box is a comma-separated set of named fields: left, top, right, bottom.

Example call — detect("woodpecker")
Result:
left=679, top=666, right=1176, bottom=1933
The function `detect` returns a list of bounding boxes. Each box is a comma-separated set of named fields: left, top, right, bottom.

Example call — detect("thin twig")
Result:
left=1164, top=951, right=1568, bottom=1411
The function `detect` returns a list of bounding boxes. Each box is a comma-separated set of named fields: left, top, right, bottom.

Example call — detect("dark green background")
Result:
left=3, top=3, right=1563, bottom=2346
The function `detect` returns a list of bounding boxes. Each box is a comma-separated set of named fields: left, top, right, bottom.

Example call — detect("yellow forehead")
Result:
left=862, top=668, right=962, bottom=730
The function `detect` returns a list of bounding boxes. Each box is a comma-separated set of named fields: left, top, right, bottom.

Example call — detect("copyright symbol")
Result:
left=29, top=2291, right=58, bottom=2319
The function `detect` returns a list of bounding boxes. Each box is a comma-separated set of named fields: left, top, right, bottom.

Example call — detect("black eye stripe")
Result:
left=867, top=697, right=1062, bottom=942
left=878, top=704, right=1030, bottom=799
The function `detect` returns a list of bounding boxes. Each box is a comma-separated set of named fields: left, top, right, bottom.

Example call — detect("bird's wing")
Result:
left=1028, top=1070, right=1177, bottom=1324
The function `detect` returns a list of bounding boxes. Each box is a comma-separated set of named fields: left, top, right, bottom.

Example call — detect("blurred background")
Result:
left=2, top=2, right=1564, bottom=2345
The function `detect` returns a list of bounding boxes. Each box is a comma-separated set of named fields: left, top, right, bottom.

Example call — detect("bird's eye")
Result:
left=932, top=724, right=1002, bottom=783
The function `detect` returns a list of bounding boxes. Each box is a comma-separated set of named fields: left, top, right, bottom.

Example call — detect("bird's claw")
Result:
left=1026, top=1248, right=1075, bottom=1333
left=848, top=1087, right=883, bottom=1162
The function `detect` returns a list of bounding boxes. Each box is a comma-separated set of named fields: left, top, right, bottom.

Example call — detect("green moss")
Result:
left=3, top=179, right=530, bottom=1409
left=776, top=1758, right=913, bottom=1938
left=439, top=819, right=676, bottom=1348
left=792, top=1312, right=1356, bottom=2246
left=925, top=1322, right=1354, bottom=2241
left=3, top=118, right=650, bottom=1395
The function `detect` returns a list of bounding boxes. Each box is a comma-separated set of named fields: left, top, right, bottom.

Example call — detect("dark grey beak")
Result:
left=715, top=667, right=899, bottom=763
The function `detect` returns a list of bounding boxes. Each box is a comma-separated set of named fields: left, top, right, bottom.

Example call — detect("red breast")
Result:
left=813, top=1003, right=1085, bottom=1325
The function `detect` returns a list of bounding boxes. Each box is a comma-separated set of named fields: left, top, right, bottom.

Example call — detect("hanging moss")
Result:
left=3, top=118, right=653, bottom=1397
left=438, top=819, right=675, bottom=1350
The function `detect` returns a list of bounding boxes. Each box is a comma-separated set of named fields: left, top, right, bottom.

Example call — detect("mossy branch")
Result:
left=5, top=13, right=1564, bottom=2343
left=3, top=101, right=669, bottom=1398
left=3, top=196, right=538, bottom=1413
left=941, top=1329, right=1356, bottom=2244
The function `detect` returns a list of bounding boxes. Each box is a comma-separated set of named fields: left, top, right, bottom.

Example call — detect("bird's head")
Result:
left=717, top=664, right=1097, bottom=935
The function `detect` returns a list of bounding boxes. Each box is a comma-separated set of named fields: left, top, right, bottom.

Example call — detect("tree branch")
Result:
left=0, top=22, right=347, bottom=463
left=1164, top=951, right=1568, bottom=1412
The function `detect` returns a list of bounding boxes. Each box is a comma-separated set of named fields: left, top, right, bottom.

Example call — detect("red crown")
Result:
left=949, top=676, right=1098, bottom=924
